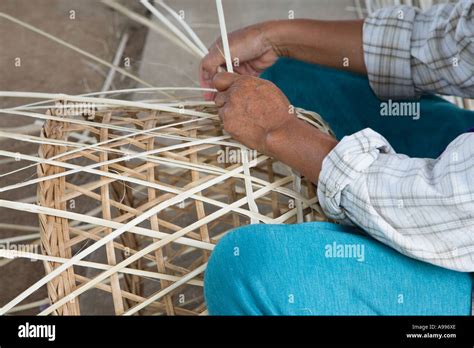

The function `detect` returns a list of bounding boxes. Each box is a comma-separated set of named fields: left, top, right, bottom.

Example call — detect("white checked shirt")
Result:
left=317, top=0, right=474, bottom=272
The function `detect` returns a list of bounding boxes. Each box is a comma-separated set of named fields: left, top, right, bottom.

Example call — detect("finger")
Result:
left=213, top=72, right=240, bottom=92
left=200, top=42, right=226, bottom=82
left=214, top=92, right=227, bottom=108
left=234, top=62, right=261, bottom=77
left=199, top=63, right=216, bottom=101
left=218, top=104, right=228, bottom=122
left=200, top=42, right=227, bottom=101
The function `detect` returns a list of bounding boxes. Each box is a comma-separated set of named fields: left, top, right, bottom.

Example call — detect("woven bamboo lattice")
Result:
left=34, top=103, right=333, bottom=315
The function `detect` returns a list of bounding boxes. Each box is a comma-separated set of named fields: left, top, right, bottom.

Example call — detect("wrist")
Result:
left=262, top=20, right=322, bottom=58
left=264, top=116, right=300, bottom=158
left=264, top=115, right=338, bottom=182
left=260, top=20, right=299, bottom=57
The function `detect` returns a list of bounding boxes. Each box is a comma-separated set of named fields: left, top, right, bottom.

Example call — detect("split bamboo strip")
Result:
left=0, top=12, right=158, bottom=91
left=156, top=0, right=209, bottom=55
left=0, top=249, right=203, bottom=287
left=140, top=0, right=206, bottom=58
left=100, top=0, right=197, bottom=57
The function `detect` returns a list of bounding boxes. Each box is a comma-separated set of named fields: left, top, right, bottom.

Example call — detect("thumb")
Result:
left=200, top=45, right=226, bottom=85
left=213, top=72, right=240, bottom=92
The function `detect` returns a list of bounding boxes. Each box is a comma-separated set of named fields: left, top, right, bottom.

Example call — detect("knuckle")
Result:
left=219, top=106, right=228, bottom=119
left=227, top=92, right=237, bottom=102
left=201, top=55, right=213, bottom=69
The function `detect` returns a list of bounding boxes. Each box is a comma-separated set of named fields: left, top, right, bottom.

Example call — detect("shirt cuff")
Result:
left=363, top=6, right=418, bottom=100
left=317, top=128, right=395, bottom=223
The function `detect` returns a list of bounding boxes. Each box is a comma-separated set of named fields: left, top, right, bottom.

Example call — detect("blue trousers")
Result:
left=204, top=59, right=473, bottom=315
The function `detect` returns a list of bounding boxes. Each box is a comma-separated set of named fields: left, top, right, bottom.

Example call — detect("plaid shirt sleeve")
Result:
left=317, top=129, right=474, bottom=272
left=363, top=0, right=474, bottom=100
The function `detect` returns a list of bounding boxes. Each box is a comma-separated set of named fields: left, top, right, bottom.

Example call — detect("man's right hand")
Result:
left=199, top=19, right=367, bottom=100
left=200, top=22, right=281, bottom=100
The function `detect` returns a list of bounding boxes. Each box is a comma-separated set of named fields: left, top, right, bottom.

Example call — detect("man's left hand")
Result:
left=213, top=72, right=295, bottom=155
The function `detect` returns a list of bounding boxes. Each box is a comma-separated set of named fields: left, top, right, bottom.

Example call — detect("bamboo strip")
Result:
left=124, top=263, right=206, bottom=315
left=140, top=0, right=205, bottom=58
left=156, top=0, right=209, bottom=54
left=0, top=199, right=214, bottom=251
left=0, top=249, right=203, bottom=286
left=215, top=0, right=233, bottom=73
left=0, top=92, right=217, bottom=118
left=0, top=12, right=157, bottom=90
left=100, top=0, right=197, bottom=57
left=100, top=32, right=130, bottom=98
left=6, top=299, right=50, bottom=314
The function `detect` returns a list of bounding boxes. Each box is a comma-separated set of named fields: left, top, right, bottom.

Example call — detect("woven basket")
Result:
left=36, top=103, right=332, bottom=315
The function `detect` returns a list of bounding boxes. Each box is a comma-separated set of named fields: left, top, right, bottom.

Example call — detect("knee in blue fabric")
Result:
left=204, top=224, right=271, bottom=315
left=204, top=223, right=374, bottom=315
left=204, top=222, right=472, bottom=316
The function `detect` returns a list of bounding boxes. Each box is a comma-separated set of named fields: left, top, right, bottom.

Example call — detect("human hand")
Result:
left=200, top=22, right=281, bottom=100
left=213, top=72, right=295, bottom=155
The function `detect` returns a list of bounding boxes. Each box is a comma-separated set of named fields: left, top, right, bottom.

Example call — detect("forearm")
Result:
left=265, top=117, right=338, bottom=184
left=264, top=19, right=367, bottom=75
